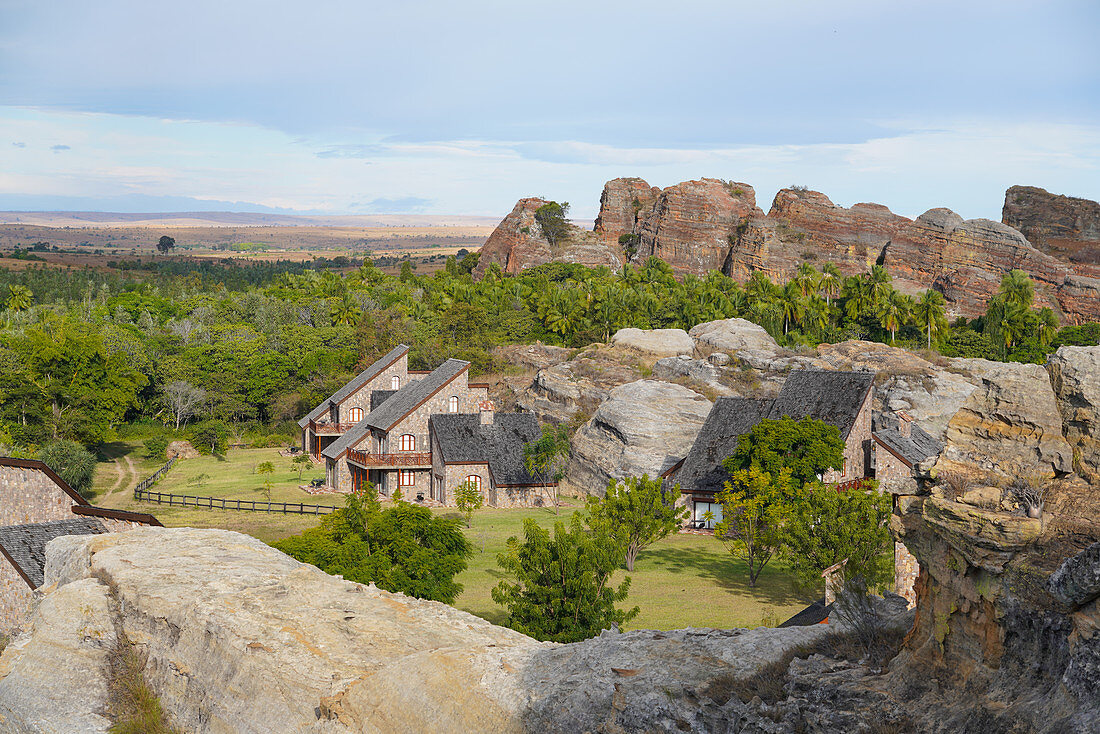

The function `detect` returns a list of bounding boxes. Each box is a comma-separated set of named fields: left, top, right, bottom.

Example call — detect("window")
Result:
left=348, top=406, right=363, bottom=423
left=391, top=375, right=400, bottom=390
left=399, top=434, right=416, bottom=451
left=399, top=470, right=415, bottom=487
left=693, top=501, right=723, bottom=530
left=464, top=475, right=482, bottom=490
left=448, top=396, right=459, bottom=413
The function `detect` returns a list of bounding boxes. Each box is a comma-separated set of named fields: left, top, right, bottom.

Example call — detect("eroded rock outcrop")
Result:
left=564, top=380, right=712, bottom=495
left=1047, top=345, right=1100, bottom=483
left=611, top=327, right=694, bottom=358
left=1003, top=185, right=1100, bottom=277
left=593, top=177, right=660, bottom=249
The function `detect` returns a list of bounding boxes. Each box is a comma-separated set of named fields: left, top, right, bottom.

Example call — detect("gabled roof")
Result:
left=672, top=397, right=774, bottom=497
left=872, top=414, right=942, bottom=468
left=370, top=389, right=397, bottom=411
left=430, top=413, right=544, bottom=486
left=767, top=369, right=874, bottom=440
left=322, top=358, right=470, bottom=459
left=298, top=344, right=409, bottom=428
left=673, top=370, right=874, bottom=497
left=778, top=599, right=833, bottom=628
left=0, top=518, right=105, bottom=588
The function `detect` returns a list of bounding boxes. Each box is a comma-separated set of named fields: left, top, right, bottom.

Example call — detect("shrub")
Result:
left=39, top=440, right=96, bottom=498
left=106, top=634, right=181, bottom=734
left=1006, top=473, right=1048, bottom=517
left=143, top=436, right=169, bottom=462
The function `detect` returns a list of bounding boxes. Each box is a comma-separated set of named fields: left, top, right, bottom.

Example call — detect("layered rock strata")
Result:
left=1003, top=185, right=1100, bottom=276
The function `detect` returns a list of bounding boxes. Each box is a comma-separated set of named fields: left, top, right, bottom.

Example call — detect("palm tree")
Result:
left=780, top=283, right=806, bottom=335
left=1036, top=307, right=1059, bottom=347
left=841, top=276, right=872, bottom=323
left=819, top=263, right=841, bottom=306
left=803, top=295, right=830, bottom=340
left=330, top=292, right=362, bottom=327
left=793, top=263, right=820, bottom=298
left=914, top=289, right=948, bottom=350
left=877, top=289, right=910, bottom=343
left=1000, top=269, right=1035, bottom=309
left=5, top=285, right=33, bottom=313
left=867, top=265, right=893, bottom=309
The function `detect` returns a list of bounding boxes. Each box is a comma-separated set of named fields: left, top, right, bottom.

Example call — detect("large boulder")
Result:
left=688, top=318, right=783, bottom=369
left=612, top=327, right=694, bottom=359
left=564, top=380, right=712, bottom=495
left=937, top=359, right=1074, bottom=477
left=1047, top=345, right=1100, bottom=483
left=514, top=345, right=645, bottom=424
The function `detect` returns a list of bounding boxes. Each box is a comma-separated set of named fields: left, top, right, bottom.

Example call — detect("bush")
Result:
left=39, top=439, right=96, bottom=498
left=143, top=436, right=169, bottom=462
left=942, top=329, right=998, bottom=359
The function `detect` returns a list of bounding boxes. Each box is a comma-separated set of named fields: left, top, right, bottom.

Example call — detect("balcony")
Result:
left=310, top=420, right=357, bottom=435
left=347, top=449, right=432, bottom=468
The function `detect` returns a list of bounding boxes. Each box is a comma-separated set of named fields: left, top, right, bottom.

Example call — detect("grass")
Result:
left=105, top=447, right=815, bottom=630
left=106, top=634, right=181, bottom=734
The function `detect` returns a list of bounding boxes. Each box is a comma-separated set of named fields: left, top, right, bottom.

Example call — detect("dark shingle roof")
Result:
left=672, top=397, right=774, bottom=497
left=370, top=390, right=397, bottom=411
left=298, top=344, right=409, bottom=428
left=430, top=413, right=544, bottom=486
left=322, top=358, right=470, bottom=459
left=0, top=518, right=105, bottom=588
left=778, top=599, right=833, bottom=627
left=767, top=369, right=874, bottom=440
left=872, top=415, right=942, bottom=467
left=673, top=370, right=874, bottom=497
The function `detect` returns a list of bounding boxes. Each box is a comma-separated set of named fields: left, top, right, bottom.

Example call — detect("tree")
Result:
left=330, top=292, right=362, bottom=327
left=292, top=454, right=313, bottom=481
left=999, top=269, right=1035, bottom=309
left=534, top=201, right=571, bottom=248
left=914, top=289, right=948, bottom=349
left=143, top=436, right=169, bottom=461
left=163, top=380, right=206, bottom=430
left=783, top=480, right=892, bottom=589
left=876, top=288, right=910, bottom=343
left=455, top=478, right=484, bottom=528
left=726, top=416, right=845, bottom=490
left=39, top=439, right=97, bottom=498
left=586, top=474, right=689, bottom=571
left=190, top=420, right=229, bottom=455
left=275, top=492, right=472, bottom=604
left=5, top=285, right=33, bottom=314
left=491, top=513, right=638, bottom=642
left=819, top=263, right=842, bottom=306
left=256, top=460, right=275, bottom=500
left=523, top=424, right=571, bottom=513
left=714, top=466, right=791, bottom=587
left=156, top=235, right=176, bottom=254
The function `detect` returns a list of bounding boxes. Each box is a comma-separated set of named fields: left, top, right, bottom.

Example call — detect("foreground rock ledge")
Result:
left=0, top=527, right=835, bottom=733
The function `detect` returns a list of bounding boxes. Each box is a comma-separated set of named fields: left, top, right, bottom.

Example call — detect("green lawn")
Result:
left=102, top=447, right=814, bottom=629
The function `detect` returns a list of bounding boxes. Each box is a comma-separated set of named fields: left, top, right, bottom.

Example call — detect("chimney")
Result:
left=897, top=411, right=913, bottom=438
left=822, top=559, right=847, bottom=607
left=478, top=399, right=495, bottom=426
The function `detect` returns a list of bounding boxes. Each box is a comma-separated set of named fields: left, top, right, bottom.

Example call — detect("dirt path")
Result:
left=121, top=455, right=139, bottom=493
left=105, top=460, right=125, bottom=495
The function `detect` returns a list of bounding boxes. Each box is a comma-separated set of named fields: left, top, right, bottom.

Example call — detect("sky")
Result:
left=0, top=0, right=1097, bottom=219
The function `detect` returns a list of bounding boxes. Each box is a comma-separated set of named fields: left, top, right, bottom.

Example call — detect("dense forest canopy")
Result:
left=1, top=252, right=1097, bottom=455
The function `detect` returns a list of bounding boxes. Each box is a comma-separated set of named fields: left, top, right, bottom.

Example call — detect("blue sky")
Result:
left=0, top=0, right=1097, bottom=218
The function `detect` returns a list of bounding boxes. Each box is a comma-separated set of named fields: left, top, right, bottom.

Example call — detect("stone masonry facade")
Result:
left=826, top=388, right=873, bottom=484
left=305, top=353, right=410, bottom=457
left=0, top=465, right=77, bottom=526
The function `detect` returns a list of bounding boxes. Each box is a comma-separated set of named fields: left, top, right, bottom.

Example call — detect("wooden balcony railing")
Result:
left=347, top=449, right=432, bottom=468
left=310, top=420, right=357, bottom=435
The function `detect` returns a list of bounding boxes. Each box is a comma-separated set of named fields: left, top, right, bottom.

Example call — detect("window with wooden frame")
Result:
left=464, top=474, right=482, bottom=490
left=399, top=470, right=415, bottom=487
left=448, top=396, right=459, bottom=413
left=348, top=406, right=363, bottom=423
left=399, top=434, right=416, bottom=451
left=391, top=375, right=400, bottom=390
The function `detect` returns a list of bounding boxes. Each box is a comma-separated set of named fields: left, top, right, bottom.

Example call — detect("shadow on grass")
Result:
left=640, top=546, right=807, bottom=608
left=96, top=440, right=133, bottom=461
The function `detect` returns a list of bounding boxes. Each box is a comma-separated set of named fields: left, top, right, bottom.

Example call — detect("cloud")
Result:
left=350, top=197, right=433, bottom=214
left=50, top=144, right=70, bottom=152
left=11, top=141, right=25, bottom=148
left=315, top=144, right=382, bottom=160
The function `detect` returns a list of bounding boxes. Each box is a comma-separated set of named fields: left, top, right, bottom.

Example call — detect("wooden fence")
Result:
left=132, top=488, right=337, bottom=515
left=134, top=457, right=177, bottom=494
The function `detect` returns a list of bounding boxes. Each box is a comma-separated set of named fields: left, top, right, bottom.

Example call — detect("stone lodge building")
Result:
left=0, top=458, right=161, bottom=633
left=304, top=349, right=553, bottom=507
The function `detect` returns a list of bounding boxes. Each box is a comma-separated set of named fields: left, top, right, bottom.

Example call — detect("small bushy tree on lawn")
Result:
left=143, top=436, right=169, bottom=462
left=586, top=474, right=688, bottom=571
left=492, top=513, right=638, bottom=642
left=190, top=420, right=228, bottom=456
left=275, top=490, right=472, bottom=604
left=292, top=454, right=312, bottom=480
left=39, top=439, right=96, bottom=498
left=256, top=461, right=275, bottom=501
left=454, top=479, right=484, bottom=528
left=714, top=466, right=791, bottom=587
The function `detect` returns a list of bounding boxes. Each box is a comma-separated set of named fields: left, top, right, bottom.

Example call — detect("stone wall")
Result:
left=822, top=389, right=872, bottom=484
left=0, top=558, right=34, bottom=634
left=893, top=540, right=919, bottom=607
left=0, top=464, right=79, bottom=526
left=874, top=439, right=912, bottom=487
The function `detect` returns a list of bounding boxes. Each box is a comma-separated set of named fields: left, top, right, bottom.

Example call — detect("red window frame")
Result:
left=464, top=474, right=482, bottom=490
left=399, top=434, right=416, bottom=451
left=399, top=470, right=415, bottom=487
left=348, top=406, right=363, bottom=423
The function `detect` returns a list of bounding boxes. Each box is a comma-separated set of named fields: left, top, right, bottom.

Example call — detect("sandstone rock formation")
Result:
left=687, top=317, right=784, bottom=369
left=1047, top=346, right=1100, bottom=483
left=472, top=197, right=619, bottom=278
left=592, top=177, right=659, bottom=249
left=611, top=327, right=694, bottom=358
left=513, top=344, right=647, bottom=424
left=937, top=359, right=1074, bottom=477
left=1003, top=185, right=1100, bottom=277
left=564, top=380, right=712, bottom=495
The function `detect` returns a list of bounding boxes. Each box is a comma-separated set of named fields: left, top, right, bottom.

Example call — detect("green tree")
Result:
left=876, top=288, right=911, bottom=343
left=819, top=263, right=842, bottom=306
left=156, top=235, right=176, bottom=254
left=454, top=478, right=484, bottom=528
left=491, top=513, right=638, bottom=642
left=275, top=492, right=472, bottom=603
left=330, top=292, right=362, bottom=327
left=943, top=328, right=998, bottom=359
left=914, top=289, right=948, bottom=349
left=999, top=269, right=1035, bottom=309
left=292, top=454, right=313, bottom=481
left=38, top=439, right=97, bottom=498
left=726, top=416, right=845, bottom=489
left=143, top=436, right=169, bottom=462
left=586, top=475, right=689, bottom=571
left=190, top=420, right=229, bottom=455
left=534, top=201, right=571, bottom=248
left=714, top=466, right=791, bottom=587
left=256, top=460, right=275, bottom=500
left=783, top=480, right=892, bottom=589
left=5, top=284, right=33, bottom=314
left=523, top=424, right=571, bottom=513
